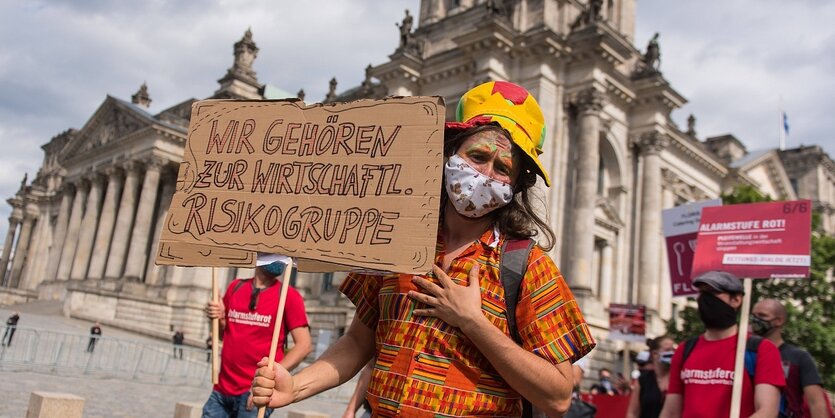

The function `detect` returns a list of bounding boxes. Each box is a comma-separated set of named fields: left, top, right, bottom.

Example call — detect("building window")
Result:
left=597, top=157, right=606, bottom=196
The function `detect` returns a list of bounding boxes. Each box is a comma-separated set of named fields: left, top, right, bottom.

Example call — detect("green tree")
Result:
left=665, top=185, right=835, bottom=389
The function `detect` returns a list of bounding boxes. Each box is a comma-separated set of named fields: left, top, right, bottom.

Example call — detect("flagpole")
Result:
left=778, top=97, right=785, bottom=150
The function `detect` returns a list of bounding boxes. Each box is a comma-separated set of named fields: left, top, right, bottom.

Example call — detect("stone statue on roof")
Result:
left=643, top=32, right=661, bottom=72
left=396, top=9, right=413, bottom=49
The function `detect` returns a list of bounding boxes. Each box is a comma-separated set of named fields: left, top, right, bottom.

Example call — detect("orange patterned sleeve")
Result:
left=339, top=272, right=384, bottom=329
left=515, top=247, right=596, bottom=364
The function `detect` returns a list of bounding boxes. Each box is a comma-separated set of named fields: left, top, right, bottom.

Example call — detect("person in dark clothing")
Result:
left=752, top=298, right=830, bottom=418
left=206, top=336, right=212, bottom=362
left=2, top=312, right=20, bottom=346
left=173, top=329, right=185, bottom=359
left=627, top=335, right=676, bottom=418
left=87, top=322, right=102, bottom=353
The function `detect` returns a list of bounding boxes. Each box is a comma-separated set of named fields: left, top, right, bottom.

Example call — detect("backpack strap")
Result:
left=229, top=277, right=292, bottom=349
left=230, top=278, right=251, bottom=296
left=744, top=335, right=763, bottom=380
left=499, top=238, right=535, bottom=418
left=682, top=334, right=762, bottom=381
left=500, top=239, right=535, bottom=345
left=681, top=336, right=700, bottom=365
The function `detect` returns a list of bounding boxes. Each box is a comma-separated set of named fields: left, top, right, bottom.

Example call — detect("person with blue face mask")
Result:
left=203, top=254, right=312, bottom=418
left=627, top=335, right=676, bottom=418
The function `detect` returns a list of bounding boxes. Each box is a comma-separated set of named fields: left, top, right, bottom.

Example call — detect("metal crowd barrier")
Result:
left=0, top=325, right=212, bottom=387
left=0, top=324, right=361, bottom=402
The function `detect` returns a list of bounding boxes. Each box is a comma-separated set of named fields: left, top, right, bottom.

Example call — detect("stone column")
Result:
left=46, top=187, right=74, bottom=281
left=57, top=181, right=89, bottom=280
left=600, top=241, right=614, bottom=306
left=105, top=162, right=141, bottom=279
left=87, top=168, right=124, bottom=279
left=9, top=215, right=35, bottom=288
left=144, top=177, right=175, bottom=285
left=0, top=217, right=20, bottom=285
left=564, top=87, right=606, bottom=294
left=71, top=175, right=105, bottom=280
left=660, top=178, right=677, bottom=320
left=124, top=159, right=164, bottom=280
left=636, top=132, right=669, bottom=312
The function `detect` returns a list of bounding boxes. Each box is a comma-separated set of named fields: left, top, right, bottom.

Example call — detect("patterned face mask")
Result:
left=444, top=154, right=513, bottom=218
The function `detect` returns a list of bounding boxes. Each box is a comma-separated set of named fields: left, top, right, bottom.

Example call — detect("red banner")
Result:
left=608, top=304, right=646, bottom=342
left=692, top=200, right=812, bottom=279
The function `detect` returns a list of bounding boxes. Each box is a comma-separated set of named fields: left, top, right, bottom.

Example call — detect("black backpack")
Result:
left=500, top=240, right=595, bottom=418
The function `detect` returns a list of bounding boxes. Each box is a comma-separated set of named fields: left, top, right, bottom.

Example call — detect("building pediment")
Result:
left=60, top=96, right=157, bottom=163
left=595, top=196, right=625, bottom=231
left=730, top=149, right=796, bottom=200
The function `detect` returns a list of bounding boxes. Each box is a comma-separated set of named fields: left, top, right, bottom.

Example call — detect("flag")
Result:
left=782, top=112, right=790, bottom=136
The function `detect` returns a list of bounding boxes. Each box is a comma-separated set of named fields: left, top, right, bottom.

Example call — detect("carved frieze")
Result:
left=576, top=87, right=606, bottom=114
left=634, top=131, right=670, bottom=155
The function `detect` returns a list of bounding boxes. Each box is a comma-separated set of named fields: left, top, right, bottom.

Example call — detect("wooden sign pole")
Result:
left=729, top=278, right=753, bottom=418
left=211, top=267, right=220, bottom=385
left=257, top=259, right=294, bottom=418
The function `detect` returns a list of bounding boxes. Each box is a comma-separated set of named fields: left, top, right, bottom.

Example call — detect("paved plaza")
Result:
left=0, top=304, right=356, bottom=418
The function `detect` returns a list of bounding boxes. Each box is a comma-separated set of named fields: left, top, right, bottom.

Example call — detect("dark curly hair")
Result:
left=442, top=124, right=556, bottom=251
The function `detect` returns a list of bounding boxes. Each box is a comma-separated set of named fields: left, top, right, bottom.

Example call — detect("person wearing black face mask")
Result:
left=752, top=299, right=830, bottom=418
left=659, top=271, right=785, bottom=418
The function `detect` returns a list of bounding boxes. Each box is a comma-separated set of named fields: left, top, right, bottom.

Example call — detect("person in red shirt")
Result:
left=203, top=254, right=312, bottom=418
left=660, top=271, right=785, bottom=418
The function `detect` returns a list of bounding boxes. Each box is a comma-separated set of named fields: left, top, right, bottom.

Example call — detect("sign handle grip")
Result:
left=729, top=278, right=752, bottom=418
left=257, top=259, right=294, bottom=418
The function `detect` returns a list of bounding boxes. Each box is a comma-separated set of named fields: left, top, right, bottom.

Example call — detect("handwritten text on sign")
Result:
left=156, top=98, right=445, bottom=274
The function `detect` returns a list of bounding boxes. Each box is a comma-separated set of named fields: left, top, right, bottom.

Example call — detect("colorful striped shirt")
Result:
left=339, top=228, right=596, bottom=417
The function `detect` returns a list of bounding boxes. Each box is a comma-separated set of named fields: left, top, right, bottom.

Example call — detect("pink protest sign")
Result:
left=692, top=200, right=812, bottom=279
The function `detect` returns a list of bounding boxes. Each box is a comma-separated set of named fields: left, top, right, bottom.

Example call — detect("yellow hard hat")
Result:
left=446, top=81, right=549, bottom=186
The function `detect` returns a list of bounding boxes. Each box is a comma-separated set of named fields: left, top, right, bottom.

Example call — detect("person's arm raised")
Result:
left=251, top=313, right=376, bottom=409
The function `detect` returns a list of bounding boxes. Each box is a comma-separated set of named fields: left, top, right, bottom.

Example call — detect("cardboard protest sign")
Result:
left=662, top=199, right=722, bottom=297
left=608, top=303, right=647, bottom=342
left=155, top=97, right=445, bottom=274
left=691, top=200, right=812, bottom=279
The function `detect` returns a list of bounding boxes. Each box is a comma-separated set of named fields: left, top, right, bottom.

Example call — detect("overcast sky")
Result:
left=1, top=0, right=833, bottom=245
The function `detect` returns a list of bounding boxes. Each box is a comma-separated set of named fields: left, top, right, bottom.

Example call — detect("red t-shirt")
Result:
left=668, top=333, right=785, bottom=418
left=215, top=278, right=309, bottom=396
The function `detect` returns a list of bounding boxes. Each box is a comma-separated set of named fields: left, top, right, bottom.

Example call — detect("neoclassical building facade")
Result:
left=2, top=1, right=834, bottom=371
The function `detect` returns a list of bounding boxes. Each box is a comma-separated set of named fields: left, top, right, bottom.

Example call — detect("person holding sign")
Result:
left=251, top=81, right=596, bottom=417
left=660, top=271, right=785, bottom=418
left=203, top=255, right=312, bottom=418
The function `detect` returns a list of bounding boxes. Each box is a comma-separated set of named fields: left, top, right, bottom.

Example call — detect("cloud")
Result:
left=0, top=0, right=419, bottom=242
left=636, top=0, right=835, bottom=153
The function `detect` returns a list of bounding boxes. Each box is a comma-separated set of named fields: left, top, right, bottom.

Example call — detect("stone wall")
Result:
left=0, top=287, right=37, bottom=306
